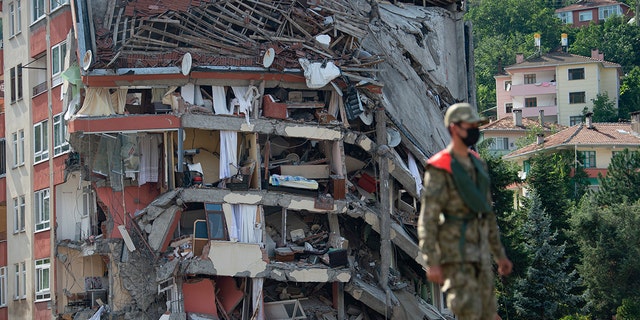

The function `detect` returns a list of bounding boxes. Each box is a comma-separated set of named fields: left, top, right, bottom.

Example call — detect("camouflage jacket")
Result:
left=418, top=148, right=507, bottom=267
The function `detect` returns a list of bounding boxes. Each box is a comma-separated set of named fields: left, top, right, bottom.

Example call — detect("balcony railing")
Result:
left=33, top=81, right=47, bottom=97
left=509, top=82, right=557, bottom=96
left=517, top=105, right=558, bottom=118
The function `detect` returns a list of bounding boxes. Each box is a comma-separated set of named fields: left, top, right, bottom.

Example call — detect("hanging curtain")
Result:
left=219, top=131, right=238, bottom=180
left=212, top=86, right=231, bottom=115
left=111, top=88, right=128, bottom=114
left=408, top=153, right=423, bottom=194
left=232, top=205, right=260, bottom=243
left=76, top=87, right=115, bottom=116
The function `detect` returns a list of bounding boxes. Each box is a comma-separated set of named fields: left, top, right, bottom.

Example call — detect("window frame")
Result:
left=524, top=74, right=537, bottom=84
left=569, top=116, right=583, bottom=126
left=0, top=139, right=6, bottom=176
left=17, top=1, right=22, bottom=34
left=34, top=120, right=49, bottom=163
left=525, top=97, right=537, bottom=108
left=53, top=114, right=69, bottom=156
left=599, top=5, right=620, bottom=20
left=579, top=10, right=593, bottom=22
left=10, top=68, right=16, bottom=104
left=10, top=3, right=16, bottom=37
left=205, top=203, right=229, bottom=241
left=82, top=186, right=95, bottom=217
left=505, top=103, right=513, bottom=114
left=31, top=0, right=45, bottom=23
left=17, top=64, right=23, bottom=101
left=579, top=151, right=596, bottom=168
left=13, top=196, right=26, bottom=233
left=568, top=68, right=585, bottom=80
left=35, top=258, right=51, bottom=301
left=0, top=266, right=6, bottom=307
left=489, top=137, right=509, bottom=151
left=35, top=189, right=50, bottom=232
left=51, top=41, right=68, bottom=85
left=569, top=92, right=586, bottom=104
left=504, top=81, right=512, bottom=91
left=557, top=11, right=573, bottom=24
left=14, top=262, right=26, bottom=300
left=50, top=0, right=69, bottom=12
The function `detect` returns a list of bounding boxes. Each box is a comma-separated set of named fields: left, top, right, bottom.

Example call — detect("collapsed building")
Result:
left=56, top=0, right=474, bottom=319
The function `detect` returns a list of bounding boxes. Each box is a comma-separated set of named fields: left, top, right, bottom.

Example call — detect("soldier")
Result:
left=418, top=103, right=512, bottom=320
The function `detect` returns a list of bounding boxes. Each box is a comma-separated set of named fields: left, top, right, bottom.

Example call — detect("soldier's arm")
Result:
left=418, top=167, right=448, bottom=267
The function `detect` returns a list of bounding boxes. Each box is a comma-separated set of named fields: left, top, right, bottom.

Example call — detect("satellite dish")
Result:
left=359, top=110, right=373, bottom=125
left=82, top=50, right=93, bottom=71
left=263, top=48, right=275, bottom=68
left=386, top=128, right=401, bottom=147
left=181, top=53, right=192, bottom=76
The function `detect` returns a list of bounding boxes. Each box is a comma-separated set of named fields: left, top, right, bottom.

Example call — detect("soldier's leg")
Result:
left=442, top=263, right=482, bottom=320
left=478, top=265, right=497, bottom=320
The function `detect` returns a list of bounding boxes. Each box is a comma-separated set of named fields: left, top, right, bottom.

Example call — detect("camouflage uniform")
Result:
left=418, top=146, right=507, bottom=320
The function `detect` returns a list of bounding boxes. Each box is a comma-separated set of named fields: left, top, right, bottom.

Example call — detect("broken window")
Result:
left=206, top=203, right=228, bottom=241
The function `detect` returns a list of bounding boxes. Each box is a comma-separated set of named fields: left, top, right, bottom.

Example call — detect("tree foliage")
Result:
left=569, top=198, right=640, bottom=319
left=589, top=92, right=618, bottom=122
left=595, top=149, right=640, bottom=206
left=512, top=191, right=581, bottom=319
left=620, top=66, right=640, bottom=119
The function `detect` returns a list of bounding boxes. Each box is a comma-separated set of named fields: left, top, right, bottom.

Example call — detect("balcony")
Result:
left=517, top=105, right=558, bottom=118
left=509, top=82, right=557, bottom=97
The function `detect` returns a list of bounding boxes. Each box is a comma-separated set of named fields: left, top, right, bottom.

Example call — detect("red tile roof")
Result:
left=480, top=116, right=560, bottom=132
left=504, top=122, right=640, bottom=159
left=555, top=0, right=629, bottom=13
left=505, top=51, right=621, bottom=71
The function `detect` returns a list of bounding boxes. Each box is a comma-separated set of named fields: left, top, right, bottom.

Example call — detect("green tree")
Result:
left=620, top=66, right=640, bottom=120
left=617, top=298, right=640, bottom=320
left=512, top=191, right=581, bottom=319
left=569, top=198, right=640, bottom=319
left=595, top=149, right=640, bottom=206
left=589, top=92, right=618, bottom=122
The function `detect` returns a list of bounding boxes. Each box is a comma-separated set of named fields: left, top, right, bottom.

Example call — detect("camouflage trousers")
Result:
left=441, top=262, right=496, bottom=320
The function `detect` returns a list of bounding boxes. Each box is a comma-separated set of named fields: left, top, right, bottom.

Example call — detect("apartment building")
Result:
left=0, top=15, right=8, bottom=318
left=2, top=0, right=473, bottom=319
left=2, top=0, right=75, bottom=319
left=495, top=49, right=622, bottom=127
left=555, top=0, right=633, bottom=27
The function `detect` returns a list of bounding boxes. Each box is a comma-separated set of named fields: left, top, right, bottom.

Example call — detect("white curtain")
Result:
left=232, top=86, right=259, bottom=124
left=252, top=278, right=265, bottom=320
left=212, top=86, right=231, bottom=115
left=76, top=87, right=115, bottom=116
left=138, top=134, right=161, bottom=185
left=112, top=88, right=128, bottom=114
left=407, top=153, right=423, bottom=194
left=219, top=131, right=238, bottom=180
left=232, top=204, right=261, bottom=243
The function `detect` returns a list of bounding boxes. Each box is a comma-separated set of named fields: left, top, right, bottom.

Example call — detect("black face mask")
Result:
left=461, top=127, right=480, bottom=147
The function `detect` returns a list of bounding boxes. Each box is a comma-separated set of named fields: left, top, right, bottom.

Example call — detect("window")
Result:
left=489, top=137, right=509, bottom=150
left=82, top=186, right=95, bottom=217
left=599, top=5, right=620, bottom=20
left=557, top=12, right=573, bottom=24
left=569, top=92, right=586, bottom=104
left=17, top=1, right=22, bottom=34
left=570, top=116, right=583, bottom=126
left=35, top=259, right=50, bottom=301
left=34, top=120, right=49, bottom=163
left=578, top=151, right=596, bottom=168
left=10, top=68, right=16, bottom=104
left=0, top=267, right=6, bottom=307
left=54, top=114, right=69, bottom=155
left=17, top=65, right=23, bottom=101
left=524, top=74, right=536, bottom=84
left=12, top=130, right=25, bottom=167
left=0, top=139, right=6, bottom=176
left=35, top=189, right=50, bottom=231
left=505, top=103, right=513, bottom=113
left=568, top=68, right=585, bottom=80
left=579, top=11, right=593, bottom=22
left=205, top=203, right=228, bottom=240
left=10, top=3, right=16, bottom=37
left=14, top=262, right=26, bottom=300
left=523, top=160, right=531, bottom=173
left=32, top=0, right=45, bottom=22
left=525, top=97, right=537, bottom=108
left=52, top=42, right=68, bottom=83
left=504, top=81, right=512, bottom=91
left=13, top=196, right=25, bottom=233
left=51, top=0, right=69, bottom=11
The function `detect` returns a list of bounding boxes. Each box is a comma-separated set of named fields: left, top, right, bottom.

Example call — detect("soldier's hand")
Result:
left=497, top=258, right=512, bottom=276
left=426, top=265, right=444, bottom=284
